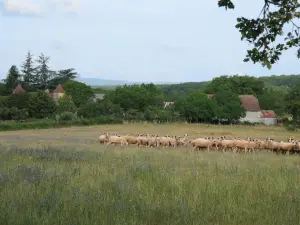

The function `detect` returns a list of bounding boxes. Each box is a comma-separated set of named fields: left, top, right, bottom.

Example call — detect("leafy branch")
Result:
left=218, top=0, right=300, bottom=69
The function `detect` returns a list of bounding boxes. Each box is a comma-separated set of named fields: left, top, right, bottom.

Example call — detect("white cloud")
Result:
left=3, top=0, right=41, bottom=15
left=47, top=0, right=80, bottom=13
left=1, top=0, right=80, bottom=16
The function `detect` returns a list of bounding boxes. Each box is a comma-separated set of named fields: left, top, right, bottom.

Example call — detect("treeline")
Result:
left=159, top=74, right=300, bottom=103
left=81, top=75, right=298, bottom=125
left=0, top=52, right=96, bottom=122
left=158, top=75, right=295, bottom=117
left=2, top=53, right=300, bottom=129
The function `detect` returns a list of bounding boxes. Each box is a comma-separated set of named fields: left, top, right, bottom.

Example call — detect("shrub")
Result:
left=28, top=92, right=56, bottom=119
left=59, top=111, right=77, bottom=121
left=0, top=96, right=8, bottom=107
left=0, top=116, right=123, bottom=131
left=56, top=96, right=77, bottom=114
left=0, top=107, right=10, bottom=120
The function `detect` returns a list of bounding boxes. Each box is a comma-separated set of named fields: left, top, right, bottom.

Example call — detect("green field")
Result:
left=0, top=123, right=300, bottom=224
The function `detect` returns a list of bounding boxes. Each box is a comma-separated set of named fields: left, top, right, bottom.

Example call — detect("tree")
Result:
left=28, top=92, right=56, bottom=118
left=35, top=53, right=54, bottom=90
left=106, top=83, right=164, bottom=112
left=57, top=68, right=78, bottom=79
left=285, top=83, right=300, bottom=126
left=7, top=92, right=31, bottom=110
left=213, top=88, right=245, bottom=122
left=3, top=65, right=21, bottom=90
left=20, top=51, right=36, bottom=88
left=175, top=90, right=217, bottom=123
left=56, top=95, right=77, bottom=114
left=63, top=80, right=95, bottom=107
left=77, top=100, right=123, bottom=118
left=257, top=86, right=288, bottom=116
left=205, top=75, right=265, bottom=95
left=47, top=68, right=78, bottom=90
left=219, top=0, right=300, bottom=69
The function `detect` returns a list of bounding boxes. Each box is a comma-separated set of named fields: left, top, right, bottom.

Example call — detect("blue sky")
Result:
left=0, top=0, right=300, bottom=83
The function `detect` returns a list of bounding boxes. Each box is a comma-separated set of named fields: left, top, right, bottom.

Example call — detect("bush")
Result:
left=59, top=111, right=77, bottom=121
left=28, top=92, right=56, bottom=119
left=0, top=96, right=8, bottom=107
left=56, top=96, right=77, bottom=114
left=7, top=93, right=31, bottom=109
left=9, top=107, right=29, bottom=121
left=0, top=107, right=10, bottom=120
left=0, top=116, right=123, bottom=131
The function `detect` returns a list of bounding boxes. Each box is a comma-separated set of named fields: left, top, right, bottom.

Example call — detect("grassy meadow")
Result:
left=1, top=123, right=300, bottom=224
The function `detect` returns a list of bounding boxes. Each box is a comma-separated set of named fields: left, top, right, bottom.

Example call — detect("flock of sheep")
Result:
left=98, top=133, right=300, bottom=154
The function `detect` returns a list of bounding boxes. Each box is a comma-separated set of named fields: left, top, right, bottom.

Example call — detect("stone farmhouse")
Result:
left=13, top=84, right=68, bottom=103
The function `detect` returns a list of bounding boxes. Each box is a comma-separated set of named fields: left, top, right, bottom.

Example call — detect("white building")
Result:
left=238, top=95, right=262, bottom=123
left=208, top=94, right=278, bottom=125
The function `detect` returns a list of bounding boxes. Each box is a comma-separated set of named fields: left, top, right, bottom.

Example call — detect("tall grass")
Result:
left=0, top=145, right=300, bottom=224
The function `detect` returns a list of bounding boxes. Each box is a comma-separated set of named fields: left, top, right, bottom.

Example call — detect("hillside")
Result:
left=158, top=74, right=300, bottom=101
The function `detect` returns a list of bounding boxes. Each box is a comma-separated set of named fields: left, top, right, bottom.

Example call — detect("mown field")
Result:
left=1, top=123, right=300, bottom=225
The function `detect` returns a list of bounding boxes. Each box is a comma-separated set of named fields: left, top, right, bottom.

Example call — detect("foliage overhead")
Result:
left=218, top=0, right=300, bottom=69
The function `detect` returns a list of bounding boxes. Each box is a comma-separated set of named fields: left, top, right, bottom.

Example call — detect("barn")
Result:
left=260, top=110, right=277, bottom=125
left=206, top=94, right=278, bottom=125
left=238, top=95, right=262, bottom=123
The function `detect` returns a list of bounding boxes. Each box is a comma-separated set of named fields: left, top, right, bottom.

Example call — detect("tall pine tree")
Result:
left=47, top=68, right=78, bottom=90
left=21, top=51, right=36, bottom=89
left=35, top=53, right=53, bottom=90
left=4, top=65, right=21, bottom=90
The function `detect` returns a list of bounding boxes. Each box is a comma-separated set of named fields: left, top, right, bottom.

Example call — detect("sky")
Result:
left=0, top=0, right=300, bottom=83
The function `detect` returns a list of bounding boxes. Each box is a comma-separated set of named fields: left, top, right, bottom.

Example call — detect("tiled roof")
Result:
left=260, top=110, right=277, bottom=118
left=238, top=95, right=261, bottom=112
left=13, top=84, right=25, bottom=94
left=53, top=84, right=65, bottom=93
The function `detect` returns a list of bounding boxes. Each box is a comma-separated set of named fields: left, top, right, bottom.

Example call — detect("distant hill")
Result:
left=77, top=78, right=136, bottom=86
left=158, top=74, right=300, bottom=101
left=77, top=77, right=177, bottom=87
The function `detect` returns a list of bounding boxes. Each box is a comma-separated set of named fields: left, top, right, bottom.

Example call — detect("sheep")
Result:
left=98, top=132, right=109, bottom=144
left=177, top=135, right=189, bottom=147
left=191, top=138, right=215, bottom=151
left=169, top=136, right=179, bottom=147
left=123, top=134, right=138, bottom=145
left=278, top=141, right=296, bottom=154
left=219, top=139, right=237, bottom=152
left=158, top=136, right=171, bottom=148
left=96, top=132, right=300, bottom=155
left=147, top=135, right=158, bottom=147
left=136, top=134, right=149, bottom=147
left=105, top=134, right=128, bottom=147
